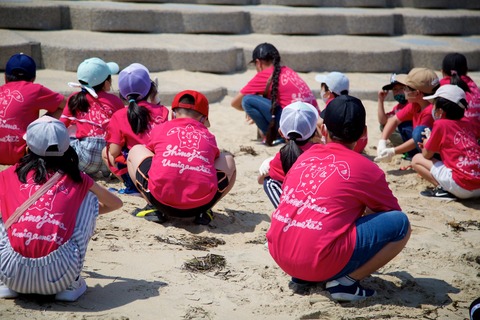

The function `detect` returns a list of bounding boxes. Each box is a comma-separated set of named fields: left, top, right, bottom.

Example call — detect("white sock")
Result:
left=335, top=275, right=356, bottom=286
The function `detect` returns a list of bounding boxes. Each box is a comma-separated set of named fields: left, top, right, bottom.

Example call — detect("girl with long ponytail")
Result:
left=62, top=57, right=124, bottom=176
left=440, top=52, right=480, bottom=125
left=231, top=43, right=319, bottom=146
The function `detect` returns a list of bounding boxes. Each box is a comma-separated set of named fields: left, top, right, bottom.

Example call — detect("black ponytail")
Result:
left=68, top=76, right=111, bottom=116
left=127, top=94, right=151, bottom=134
left=279, top=132, right=312, bottom=174
left=442, top=53, right=470, bottom=93
left=265, top=47, right=282, bottom=146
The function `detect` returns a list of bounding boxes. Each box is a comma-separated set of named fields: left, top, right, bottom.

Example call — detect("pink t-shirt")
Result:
left=240, top=66, right=319, bottom=109
left=269, top=142, right=315, bottom=182
left=386, top=103, right=408, bottom=117
left=0, top=81, right=64, bottom=165
left=425, top=118, right=480, bottom=191
left=106, top=102, right=169, bottom=150
left=440, top=76, right=480, bottom=128
left=61, top=91, right=124, bottom=138
left=147, top=118, right=220, bottom=210
left=266, top=143, right=401, bottom=281
left=396, top=102, right=434, bottom=128
left=0, top=167, right=94, bottom=258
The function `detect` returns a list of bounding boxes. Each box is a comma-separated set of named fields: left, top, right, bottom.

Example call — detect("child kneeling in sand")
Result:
left=0, top=116, right=122, bottom=301
left=127, top=90, right=236, bottom=225
left=258, top=101, right=319, bottom=208
left=412, top=84, right=480, bottom=199
left=266, top=95, right=411, bottom=302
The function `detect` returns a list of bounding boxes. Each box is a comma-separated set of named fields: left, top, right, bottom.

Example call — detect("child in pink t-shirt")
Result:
left=61, top=57, right=124, bottom=176
left=0, top=116, right=122, bottom=301
left=127, top=90, right=236, bottom=225
left=376, top=68, right=440, bottom=162
left=377, top=73, right=413, bottom=151
left=257, top=101, right=319, bottom=208
left=315, top=71, right=368, bottom=153
left=103, top=63, right=169, bottom=195
left=0, top=53, right=66, bottom=165
left=439, top=52, right=480, bottom=128
left=412, top=84, right=480, bottom=199
left=231, top=42, right=318, bottom=146
left=266, top=95, right=411, bottom=302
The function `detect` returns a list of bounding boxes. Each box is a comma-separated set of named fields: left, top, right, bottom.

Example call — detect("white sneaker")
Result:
left=55, top=276, right=87, bottom=302
left=0, top=283, right=18, bottom=299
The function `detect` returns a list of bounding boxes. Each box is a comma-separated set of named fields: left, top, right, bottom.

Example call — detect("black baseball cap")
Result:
left=324, top=95, right=366, bottom=143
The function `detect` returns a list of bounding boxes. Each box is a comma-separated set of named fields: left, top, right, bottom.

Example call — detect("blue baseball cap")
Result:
left=6, top=53, right=36, bottom=79
left=77, top=57, right=119, bottom=87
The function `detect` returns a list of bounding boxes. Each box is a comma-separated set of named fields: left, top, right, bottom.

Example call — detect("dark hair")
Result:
left=324, top=84, right=348, bottom=98
left=15, top=146, right=82, bottom=184
left=68, top=76, right=111, bottom=116
left=435, top=97, right=466, bottom=120
left=442, top=53, right=470, bottom=93
left=279, top=132, right=311, bottom=174
left=126, top=93, right=152, bottom=135
left=253, top=43, right=282, bottom=146
left=5, top=73, right=34, bottom=83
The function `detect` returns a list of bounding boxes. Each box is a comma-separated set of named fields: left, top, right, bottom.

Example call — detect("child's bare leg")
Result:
left=411, top=153, right=439, bottom=186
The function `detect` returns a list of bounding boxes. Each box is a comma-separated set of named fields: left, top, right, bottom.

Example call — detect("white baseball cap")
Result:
left=315, top=71, right=349, bottom=95
left=423, top=84, right=467, bottom=109
left=279, top=101, right=319, bottom=141
left=24, top=116, right=70, bottom=157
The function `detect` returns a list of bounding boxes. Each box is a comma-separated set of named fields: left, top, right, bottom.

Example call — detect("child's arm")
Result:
left=231, top=93, right=245, bottom=111
left=258, top=156, right=274, bottom=184
left=89, top=182, right=123, bottom=214
left=377, top=90, right=389, bottom=125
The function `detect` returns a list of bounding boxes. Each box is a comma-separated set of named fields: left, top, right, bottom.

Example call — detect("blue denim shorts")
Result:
left=326, top=210, right=410, bottom=281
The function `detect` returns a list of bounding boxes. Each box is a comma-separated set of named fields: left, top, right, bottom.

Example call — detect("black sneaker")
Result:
left=325, top=280, right=376, bottom=302
left=288, top=277, right=316, bottom=295
left=131, top=204, right=167, bottom=223
left=420, top=186, right=457, bottom=200
left=194, top=209, right=214, bottom=225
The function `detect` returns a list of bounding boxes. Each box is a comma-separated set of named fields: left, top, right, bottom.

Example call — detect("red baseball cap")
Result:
left=172, top=90, right=210, bottom=127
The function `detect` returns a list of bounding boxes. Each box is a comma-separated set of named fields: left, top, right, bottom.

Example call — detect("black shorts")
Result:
left=135, top=156, right=228, bottom=217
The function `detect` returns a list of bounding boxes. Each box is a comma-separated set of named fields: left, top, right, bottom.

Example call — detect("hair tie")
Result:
left=129, top=99, right=136, bottom=103
left=451, top=70, right=458, bottom=76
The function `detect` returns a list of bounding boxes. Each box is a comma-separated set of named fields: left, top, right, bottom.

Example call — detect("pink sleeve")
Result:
left=424, top=122, right=443, bottom=153
left=34, top=84, right=64, bottom=113
left=269, top=152, right=285, bottom=182
left=61, top=94, right=75, bottom=126
left=105, top=112, right=124, bottom=145
left=81, top=172, right=95, bottom=189
left=240, top=70, right=271, bottom=95
left=395, top=103, right=413, bottom=122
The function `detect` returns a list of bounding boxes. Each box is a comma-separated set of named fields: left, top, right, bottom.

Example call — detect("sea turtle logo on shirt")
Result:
left=0, top=89, right=24, bottom=117
left=281, top=68, right=316, bottom=105
left=19, top=178, right=69, bottom=212
left=454, top=128, right=479, bottom=159
left=167, top=124, right=209, bottom=149
left=293, top=154, right=350, bottom=195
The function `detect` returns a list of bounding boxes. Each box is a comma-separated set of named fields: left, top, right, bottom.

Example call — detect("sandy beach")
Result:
left=0, top=95, right=479, bottom=320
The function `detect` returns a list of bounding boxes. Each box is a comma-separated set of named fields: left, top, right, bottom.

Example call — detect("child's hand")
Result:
left=258, top=156, right=274, bottom=176
left=246, top=114, right=255, bottom=125
left=374, top=147, right=395, bottom=162
left=378, top=90, right=388, bottom=102
left=422, top=127, right=431, bottom=142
